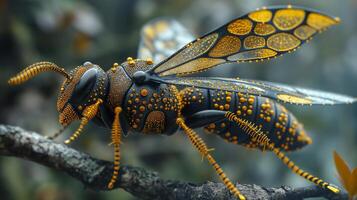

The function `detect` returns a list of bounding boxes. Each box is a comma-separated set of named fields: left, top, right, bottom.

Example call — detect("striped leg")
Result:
left=64, top=99, right=103, bottom=144
left=46, top=125, right=68, bottom=140
left=225, top=111, right=340, bottom=194
left=108, top=107, right=122, bottom=189
left=271, top=144, right=339, bottom=193
left=176, top=117, right=246, bottom=200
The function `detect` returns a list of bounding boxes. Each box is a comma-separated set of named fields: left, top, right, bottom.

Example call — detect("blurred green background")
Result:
left=1, top=0, right=357, bottom=199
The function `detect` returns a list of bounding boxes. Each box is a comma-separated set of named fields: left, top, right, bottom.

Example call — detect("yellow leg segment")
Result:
left=271, top=144, right=339, bottom=194
left=176, top=117, right=246, bottom=200
left=64, top=99, right=103, bottom=144
left=225, top=111, right=339, bottom=194
left=108, top=107, right=122, bottom=189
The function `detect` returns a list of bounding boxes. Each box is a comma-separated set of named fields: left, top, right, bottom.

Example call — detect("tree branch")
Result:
left=0, top=124, right=347, bottom=200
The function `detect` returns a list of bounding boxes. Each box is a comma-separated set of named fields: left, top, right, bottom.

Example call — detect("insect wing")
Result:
left=149, top=5, right=340, bottom=77
left=256, top=80, right=356, bottom=105
left=161, top=77, right=355, bottom=105
left=137, top=18, right=195, bottom=65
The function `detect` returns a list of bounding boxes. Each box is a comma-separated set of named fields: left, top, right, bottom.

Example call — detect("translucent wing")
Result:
left=148, top=5, right=340, bottom=77
left=137, top=18, right=195, bottom=64
left=161, top=77, right=356, bottom=105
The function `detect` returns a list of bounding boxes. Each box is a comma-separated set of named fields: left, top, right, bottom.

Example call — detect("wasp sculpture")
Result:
left=8, top=5, right=356, bottom=200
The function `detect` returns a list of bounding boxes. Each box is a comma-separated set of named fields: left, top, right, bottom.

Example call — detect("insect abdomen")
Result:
left=204, top=90, right=312, bottom=151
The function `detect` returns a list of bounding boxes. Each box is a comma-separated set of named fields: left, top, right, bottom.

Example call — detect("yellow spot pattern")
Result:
left=227, top=19, right=253, bottom=35
left=228, top=48, right=277, bottom=61
left=254, top=23, right=276, bottom=36
left=209, top=35, right=241, bottom=57
left=277, top=94, right=313, bottom=104
left=244, top=36, right=266, bottom=49
left=248, top=10, right=273, bottom=23
left=273, top=9, right=305, bottom=30
left=267, top=33, right=301, bottom=52
left=294, top=25, right=316, bottom=40
left=160, top=58, right=225, bottom=76
left=307, top=13, right=338, bottom=30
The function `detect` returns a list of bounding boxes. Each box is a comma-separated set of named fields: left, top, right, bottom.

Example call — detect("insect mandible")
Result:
left=8, top=5, right=356, bottom=200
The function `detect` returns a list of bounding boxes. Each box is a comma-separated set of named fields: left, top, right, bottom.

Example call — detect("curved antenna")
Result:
left=8, top=61, right=71, bottom=85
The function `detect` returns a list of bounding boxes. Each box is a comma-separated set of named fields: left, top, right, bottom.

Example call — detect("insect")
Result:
left=8, top=5, right=356, bottom=200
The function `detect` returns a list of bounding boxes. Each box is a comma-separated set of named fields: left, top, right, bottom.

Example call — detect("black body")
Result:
left=95, top=65, right=310, bottom=152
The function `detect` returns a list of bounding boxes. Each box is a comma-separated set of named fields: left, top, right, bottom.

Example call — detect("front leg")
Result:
left=108, top=107, right=122, bottom=189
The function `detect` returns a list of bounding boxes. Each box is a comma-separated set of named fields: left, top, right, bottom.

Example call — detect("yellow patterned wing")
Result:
left=148, top=5, right=340, bottom=77
left=161, top=77, right=356, bottom=105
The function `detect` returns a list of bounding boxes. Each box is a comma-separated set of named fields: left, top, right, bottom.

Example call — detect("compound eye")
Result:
left=71, top=67, right=98, bottom=105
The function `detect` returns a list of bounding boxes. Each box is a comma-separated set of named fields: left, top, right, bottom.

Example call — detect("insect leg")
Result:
left=64, top=99, right=103, bottom=144
left=108, top=107, right=122, bottom=189
left=271, top=144, right=340, bottom=193
left=225, top=111, right=340, bottom=194
left=46, top=125, right=68, bottom=140
left=176, top=117, right=246, bottom=200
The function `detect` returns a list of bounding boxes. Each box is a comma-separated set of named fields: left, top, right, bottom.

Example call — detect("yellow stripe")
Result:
left=283, top=157, right=289, bottom=164
left=311, top=177, right=318, bottom=182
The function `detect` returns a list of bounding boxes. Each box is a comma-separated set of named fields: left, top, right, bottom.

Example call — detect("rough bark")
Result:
left=0, top=124, right=348, bottom=200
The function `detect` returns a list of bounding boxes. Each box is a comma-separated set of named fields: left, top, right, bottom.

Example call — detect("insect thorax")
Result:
left=105, top=58, right=179, bottom=135
left=123, top=83, right=180, bottom=135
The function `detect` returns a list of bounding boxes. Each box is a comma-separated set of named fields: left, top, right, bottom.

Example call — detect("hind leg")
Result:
left=225, top=111, right=340, bottom=194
